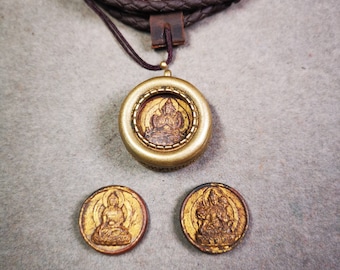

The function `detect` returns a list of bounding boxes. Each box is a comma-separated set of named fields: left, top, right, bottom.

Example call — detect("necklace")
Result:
left=84, top=0, right=240, bottom=170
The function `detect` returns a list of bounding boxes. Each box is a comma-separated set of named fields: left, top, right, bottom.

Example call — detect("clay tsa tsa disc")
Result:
left=180, top=183, right=249, bottom=254
left=79, top=186, right=148, bottom=254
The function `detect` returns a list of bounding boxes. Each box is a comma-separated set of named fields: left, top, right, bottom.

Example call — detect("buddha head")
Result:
left=107, top=192, right=119, bottom=207
left=208, top=190, right=219, bottom=206
left=162, top=99, right=176, bottom=115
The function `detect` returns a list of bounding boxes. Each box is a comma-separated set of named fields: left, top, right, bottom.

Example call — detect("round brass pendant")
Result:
left=180, top=183, right=249, bottom=254
left=119, top=75, right=212, bottom=170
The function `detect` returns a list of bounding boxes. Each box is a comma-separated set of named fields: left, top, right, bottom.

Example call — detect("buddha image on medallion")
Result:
left=195, top=188, right=236, bottom=246
left=145, top=98, right=186, bottom=146
left=91, top=191, right=132, bottom=246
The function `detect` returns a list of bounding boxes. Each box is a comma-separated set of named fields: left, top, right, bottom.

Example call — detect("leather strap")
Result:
left=150, top=12, right=185, bottom=48
left=95, top=0, right=240, bottom=31
left=84, top=0, right=240, bottom=70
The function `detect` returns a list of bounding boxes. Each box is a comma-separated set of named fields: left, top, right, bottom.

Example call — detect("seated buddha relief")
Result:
left=195, top=189, right=235, bottom=246
left=91, top=192, right=132, bottom=246
left=145, top=98, right=185, bottom=146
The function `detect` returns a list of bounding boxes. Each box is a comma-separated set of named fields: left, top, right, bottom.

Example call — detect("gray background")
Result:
left=1, top=0, right=339, bottom=269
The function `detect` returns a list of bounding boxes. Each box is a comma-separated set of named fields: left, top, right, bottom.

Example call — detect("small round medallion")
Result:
left=119, top=75, right=212, bottom=170
left=79, top=186, right=148, bottom=254
left=180, top=183, right=249, bottom=254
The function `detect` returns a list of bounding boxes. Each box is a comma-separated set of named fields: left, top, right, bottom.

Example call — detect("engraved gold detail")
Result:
left=181, top=183, right=248, bottom=254
left=79, top=186, right=148, bottom=254
left=132, top=87, right=198, bottom=149
left=91, top=191, right=132, bottom=246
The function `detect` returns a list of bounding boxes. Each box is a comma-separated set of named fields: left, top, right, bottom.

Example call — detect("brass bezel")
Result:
left=119, top=76, right=212, bottom=170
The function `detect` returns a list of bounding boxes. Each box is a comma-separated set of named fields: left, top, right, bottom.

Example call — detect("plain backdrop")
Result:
left=1, top=0, right=339, bottom=269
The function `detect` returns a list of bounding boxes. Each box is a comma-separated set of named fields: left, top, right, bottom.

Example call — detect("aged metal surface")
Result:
left=181, top=183, right=249, bottom=254
left=119, top=73, right=211, bottom=170
left=79, top=186, right=148, bottom=254
left=133, top=87, right=198, bottom=149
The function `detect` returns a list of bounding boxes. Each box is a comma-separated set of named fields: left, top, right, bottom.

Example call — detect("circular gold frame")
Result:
left=119, top=76, right=212, bottom=170
left=79, top=185, right=148, bottom=255
left=180, top=183, right=249, bottom=254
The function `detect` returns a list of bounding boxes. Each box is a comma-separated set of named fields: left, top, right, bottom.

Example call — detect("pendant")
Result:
left=119, top=67, right=212, bottom=170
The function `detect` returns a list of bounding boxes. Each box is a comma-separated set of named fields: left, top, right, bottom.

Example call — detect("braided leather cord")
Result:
left=96, top=0, right=240, bottom=31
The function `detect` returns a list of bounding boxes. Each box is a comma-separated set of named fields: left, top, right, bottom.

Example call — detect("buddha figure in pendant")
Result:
left=195, top=189, right=235, bottom=246
left=145, top=98, right=185, bottom=146
left=92, top=192, right=132, bottom=246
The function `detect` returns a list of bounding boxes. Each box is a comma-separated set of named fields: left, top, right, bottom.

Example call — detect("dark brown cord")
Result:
left=84, top=0, right=240, bottom=70
left=85, top=0, right=173, bottom=70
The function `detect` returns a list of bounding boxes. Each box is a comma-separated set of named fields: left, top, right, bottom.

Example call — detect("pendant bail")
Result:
left=160, top=61, right=172, bottom=77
